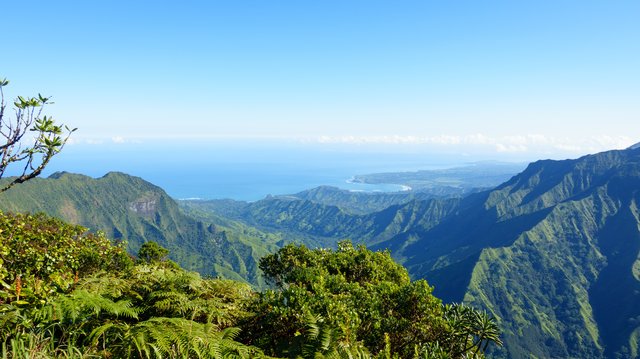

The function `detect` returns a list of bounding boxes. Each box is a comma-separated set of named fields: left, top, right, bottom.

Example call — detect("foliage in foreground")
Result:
left=0, top=211, right=500, bottom=358
left=243, top=242, right=501, bottom=358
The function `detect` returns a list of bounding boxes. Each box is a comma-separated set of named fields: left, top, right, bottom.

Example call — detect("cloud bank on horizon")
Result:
left=61, top=132, right=635, bottom=160
left=313, top=134, right=634, bottom=153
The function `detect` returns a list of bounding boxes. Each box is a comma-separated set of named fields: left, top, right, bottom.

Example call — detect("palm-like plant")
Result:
left=441, top=303, right=502, bottom=358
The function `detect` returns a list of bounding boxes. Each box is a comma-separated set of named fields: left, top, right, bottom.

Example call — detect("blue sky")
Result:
left=2, top=1, right=639, bottom=159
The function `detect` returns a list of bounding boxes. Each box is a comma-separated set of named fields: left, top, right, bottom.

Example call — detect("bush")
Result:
left=0, top=211, right=132, bottom=304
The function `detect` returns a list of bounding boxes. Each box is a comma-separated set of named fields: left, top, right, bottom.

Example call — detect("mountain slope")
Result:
left=0, top=172, right=280, bottom=286
left=375, top=148, right=640, bottom=358
left=291, top=185, right=436, bottom=214
left=183, top=194, right=461, bottom=251
left=188, top=148, right=640, bottom=358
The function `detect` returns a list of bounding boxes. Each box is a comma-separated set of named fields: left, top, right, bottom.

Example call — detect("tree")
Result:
left=241, top=241, right=502, bottom=358
left=0, top=77, right=75, bottom=192
left=137, top=241, right=170, bottom=263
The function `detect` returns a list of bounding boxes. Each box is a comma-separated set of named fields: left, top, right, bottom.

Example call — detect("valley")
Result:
left=2, top=147, right=640, bottom=358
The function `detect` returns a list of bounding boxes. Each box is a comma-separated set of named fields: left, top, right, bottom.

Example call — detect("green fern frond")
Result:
left=44, top=290, right=139, bottom=322
left=74, top=272, right=130, bottom=298
left=119, top=317, right=264, bottom=359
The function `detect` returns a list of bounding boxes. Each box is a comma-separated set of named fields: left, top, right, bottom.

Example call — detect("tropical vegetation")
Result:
left=0, top=211, right=500, bottom=358
left=184, top=147, right=640, bottom=358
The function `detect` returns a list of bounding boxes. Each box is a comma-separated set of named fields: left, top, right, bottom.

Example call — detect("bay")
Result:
left=37, top=141, right=473, bottom=201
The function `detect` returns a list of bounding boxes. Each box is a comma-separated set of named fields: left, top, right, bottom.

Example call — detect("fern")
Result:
left=72, top=272, right=132, bottom=299
left=39, top=290, right=139, bottom=323
left=125, top=265, right=249, bottom=327
left=298, top=315, right=371, bottom=359
left=96, top=317, right=265, bottom=359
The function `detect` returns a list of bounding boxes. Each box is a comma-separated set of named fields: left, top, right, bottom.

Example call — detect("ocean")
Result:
left=38, top=141, right=474, bottom=201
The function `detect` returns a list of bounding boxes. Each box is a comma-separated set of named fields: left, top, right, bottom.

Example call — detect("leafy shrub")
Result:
left=0, top=211, right=132, bottom=304
left=0, top=213, right=501, bottom=358
left=242, top=241, right=501, bottom=358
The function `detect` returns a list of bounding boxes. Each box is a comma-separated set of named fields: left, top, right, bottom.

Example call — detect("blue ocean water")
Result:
left=39, top=142, right=470, bottom=201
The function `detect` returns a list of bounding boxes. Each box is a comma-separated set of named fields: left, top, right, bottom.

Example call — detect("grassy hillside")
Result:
left=187, top=148, right=640, bottom=358
left=182, top=194, right=460, bottom=250
left=0, top=172, right=280, bottom=286
left=291, top=185, right=437, bottom=214
left=377, top=148, right=640, bottom=358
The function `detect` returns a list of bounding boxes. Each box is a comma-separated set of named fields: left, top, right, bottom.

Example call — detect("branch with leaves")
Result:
left=0, top=78, right=76, bottom=192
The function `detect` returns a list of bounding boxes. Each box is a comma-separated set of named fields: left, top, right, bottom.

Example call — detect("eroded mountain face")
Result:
left=128, top=192, right=158, bottom=217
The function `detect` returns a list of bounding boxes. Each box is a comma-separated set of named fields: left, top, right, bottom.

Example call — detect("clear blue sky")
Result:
left=3, top=1, right=639, bottom=158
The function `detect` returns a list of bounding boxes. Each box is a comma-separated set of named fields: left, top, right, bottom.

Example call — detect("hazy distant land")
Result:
left=351, top=162, right=526, bottom=194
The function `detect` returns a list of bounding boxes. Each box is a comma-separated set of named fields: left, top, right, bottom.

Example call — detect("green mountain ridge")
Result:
left=184, top=148, right=640, bottom=358
left=375, top=148, right=640, bottom=358
left=292, top=185, right=441, bottom=214
left=3, top=148, right=640, bottom=358
left=0, top=171, right=279, bottom=287
left=182, top=194, right=461, bottom=251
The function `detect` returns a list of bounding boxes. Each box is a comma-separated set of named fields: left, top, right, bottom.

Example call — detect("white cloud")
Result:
left=464, top=133, right=491, bottom=145
left=310, top=134, right=635, bottom=154
left=57, top=133, right=637, bottom=156
left=553, top=143, right=583, bottom=152
left=495, top=143, right=528, bottom=153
